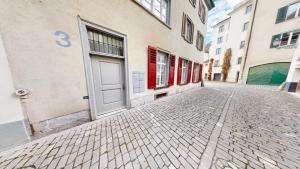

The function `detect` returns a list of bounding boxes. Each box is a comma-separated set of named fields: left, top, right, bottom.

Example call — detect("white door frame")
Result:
left=77, top=16, right=130, bottom=120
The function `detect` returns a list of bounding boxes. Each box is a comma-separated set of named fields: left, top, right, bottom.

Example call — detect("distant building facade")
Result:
left=0, top=0, right=214, bottom=148
left=204, top=0, right=253, bottom=82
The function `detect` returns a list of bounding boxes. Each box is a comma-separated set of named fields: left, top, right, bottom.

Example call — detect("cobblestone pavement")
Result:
left=0, top=83, right=300, bottom=169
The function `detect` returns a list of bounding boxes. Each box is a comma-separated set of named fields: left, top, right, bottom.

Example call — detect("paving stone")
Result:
left=0, top=84, right=299, bottom=169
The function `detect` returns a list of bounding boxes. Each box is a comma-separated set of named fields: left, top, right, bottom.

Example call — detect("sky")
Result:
left=205, top=0, right=244, bottom=45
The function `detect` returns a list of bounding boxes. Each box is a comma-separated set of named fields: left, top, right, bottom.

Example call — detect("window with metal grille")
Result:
left=87, top=29, right=123, bottom=56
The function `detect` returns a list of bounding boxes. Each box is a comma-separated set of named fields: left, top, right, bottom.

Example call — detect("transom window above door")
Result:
left=87, top=29, right=124, bottom=56
left=137, top=0, right=171, bottom=25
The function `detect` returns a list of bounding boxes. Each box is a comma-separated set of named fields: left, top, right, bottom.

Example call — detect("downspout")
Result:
left=239, top=0, right=258, bottom=84
left=15, top=89, right=33, bottom=138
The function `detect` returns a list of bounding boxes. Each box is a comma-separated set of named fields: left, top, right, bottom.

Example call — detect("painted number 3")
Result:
left=54, top=31, right=71, bottom=47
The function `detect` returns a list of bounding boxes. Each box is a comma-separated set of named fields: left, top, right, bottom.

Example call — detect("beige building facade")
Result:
left=0, top=0, right=214, bottom=148
left=240, top=0, right=300, bottom=85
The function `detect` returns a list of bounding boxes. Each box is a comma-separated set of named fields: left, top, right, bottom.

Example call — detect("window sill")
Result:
left=196, top=47, right=203, bottom=52
left=182, top=36, right=193, bottom=44
left=276, top=17, right=300, bottom=24
left=178, top=83, right=189, bottom=86
left=133, top=0, right=172, bottom=30
left=277, top=44, right=297, bottom=49
left=154, top=85, right=170, bottom=90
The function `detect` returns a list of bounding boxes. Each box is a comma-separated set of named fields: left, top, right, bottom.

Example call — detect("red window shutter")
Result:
left=177, top=57, right=182, bottom=85
left=198, top=64, right=203, bottom=82
left=148, top=46, right=157, bottom=89
left=192, top=62, right=196, bottom=83
left=187, top=61, right=192, bottom=83
left=169, top=54, right=176, bottom=86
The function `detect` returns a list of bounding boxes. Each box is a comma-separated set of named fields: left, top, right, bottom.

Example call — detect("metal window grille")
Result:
left=87, top=29, right=124, bottom=56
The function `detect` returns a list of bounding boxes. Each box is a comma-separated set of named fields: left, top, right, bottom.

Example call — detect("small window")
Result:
left=219, top=25, right=225, bottom=33
left=182, top=14, right=194, bottom=43
left=291, top=31, right=300, bottom=45
left=273, top=30, right=300, bottom=47
left=240, top=41, right=246, bottom=49
left=196, top=31, right=204, bottom=51
left=217, top=37, right=223, bottom=44
left=214, top=60, right=220, bottom=67
left=237, top=57, right=242, bottom=64
left=243, top=22, right=249, bottom=31
left=87, top=29, right=123, bottom=56
left=193, top=64, right=200, bottom=82
left=181, top=60, right=189, bottom=84
left=138, top=0, right=171, bottom=25
left=245, top=4, right=252, bottom=14
left=280, top=32, right=290, bottom=46
left=199, top=0, right=206, bottom=23
left=216, top=48, right=221, bottom=55
left=189, top=0, right=196, bottom=7
left=156, top=51, right=169, bottom=88
left=286, top=2, right=300, bottom=20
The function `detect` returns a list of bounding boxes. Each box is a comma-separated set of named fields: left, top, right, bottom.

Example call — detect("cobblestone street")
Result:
left=0, top=83, right=300, bottom=169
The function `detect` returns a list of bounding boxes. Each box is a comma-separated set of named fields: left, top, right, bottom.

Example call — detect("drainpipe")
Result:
left=15, top=89, right=33, bottom=138
left=239, top=0, right=258, bottom=84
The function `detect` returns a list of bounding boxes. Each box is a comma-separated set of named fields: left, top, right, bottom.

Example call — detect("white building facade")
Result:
left=204, top=0, right=253, bottom=82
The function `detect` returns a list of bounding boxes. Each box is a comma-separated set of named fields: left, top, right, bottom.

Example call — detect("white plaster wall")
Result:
left=226, top=0, right=252, bottom=82
left=241, top=0, right=300, bottom=83
left=0, top=0, right=209, bottom=123
left=287, top=41, right=300, bottom=82
left=0, top=35, right=24, bottom=124
left=207, top=19, right=230, bottom=79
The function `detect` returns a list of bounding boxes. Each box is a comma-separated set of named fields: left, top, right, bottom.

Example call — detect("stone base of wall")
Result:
left=0, top=120, right=30, bottom=151
left=131, top=83, right=203, bottom=108
left=32, top=110, right=91, bottom=139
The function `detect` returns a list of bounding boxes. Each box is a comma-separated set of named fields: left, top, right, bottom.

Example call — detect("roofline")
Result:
left=212, top=16, right=231, bottom=28
left=204, top=0, right=215, bottom=10
left=228, top=0, right=253, bottom=15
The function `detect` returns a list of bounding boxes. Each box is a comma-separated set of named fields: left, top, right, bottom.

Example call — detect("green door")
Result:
left=247, top=62, right=291, bottom=85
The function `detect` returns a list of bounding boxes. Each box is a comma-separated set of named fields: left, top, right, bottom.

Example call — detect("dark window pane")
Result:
left=280, top=33, right=290, bottom=46
left=291, top=32, right=300, bottom=44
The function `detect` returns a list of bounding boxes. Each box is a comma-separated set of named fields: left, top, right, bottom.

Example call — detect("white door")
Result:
left=91, top=56, right=125, bottom=115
